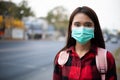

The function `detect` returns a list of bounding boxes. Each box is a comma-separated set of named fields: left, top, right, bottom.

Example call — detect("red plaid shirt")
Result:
left=53, top=45, right=117, bottom=80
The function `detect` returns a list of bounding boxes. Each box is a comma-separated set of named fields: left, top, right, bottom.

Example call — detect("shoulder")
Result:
left=106, top=51, right=116, bottom=72
left=96, top=47, right=115, bottom=66
left=54, top=47, right=73, bottom=66
left=54, top=52, right=61, bottom=65
left=58, top=51, right=69, bottom=66
left=54, top=50, right=67, bottom=63
left=106, top=51, right=115, bottom=65
left=97, top=47, right=115, bottom=61
left=55, top=51, right=69, bottom=66
left=97, top=48, right=116, bottom=71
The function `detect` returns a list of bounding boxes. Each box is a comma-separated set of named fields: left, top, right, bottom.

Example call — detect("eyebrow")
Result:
left=74, top=22, right=80, bottom=24
left=73, top=21, right=93, bottom=24
left=85, top=22, right=93, bottom=24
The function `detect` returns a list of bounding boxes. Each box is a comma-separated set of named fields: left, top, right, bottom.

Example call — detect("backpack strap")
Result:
left=58, top=47, right=108, bottom=80
left=96, top=47, right=107, bottom=80
left=58, top=51, right=69, bottom=66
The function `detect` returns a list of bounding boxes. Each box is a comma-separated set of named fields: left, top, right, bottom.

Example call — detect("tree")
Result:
left=17, top=0, right=34, bottom=19
left=46, top=6, right=69, bottom=36
left=0, top=0, right=34, bottom=19
left=0, top=1, right=18, bottom=17
left=0, top=0, right=34, bottom=35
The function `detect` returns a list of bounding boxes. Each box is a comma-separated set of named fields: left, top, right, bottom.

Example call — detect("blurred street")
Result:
left=0, top=40, right=65, bottom=80
left=0, top=0, right=120, bottom=80
left=0, top=40, right=120, bottom=80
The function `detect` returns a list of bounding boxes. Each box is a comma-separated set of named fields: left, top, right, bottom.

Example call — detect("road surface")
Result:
left=0, top=40, right=120, bottom=80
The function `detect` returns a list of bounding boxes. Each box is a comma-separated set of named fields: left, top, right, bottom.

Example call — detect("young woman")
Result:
left=53, top=6, right=117, bottom=80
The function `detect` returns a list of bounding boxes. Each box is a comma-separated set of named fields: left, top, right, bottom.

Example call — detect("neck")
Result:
left=75, top=41, right=91, bottom=58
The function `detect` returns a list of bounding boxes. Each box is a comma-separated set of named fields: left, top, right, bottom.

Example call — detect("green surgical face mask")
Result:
left=71, top=26, right=94, bottom=45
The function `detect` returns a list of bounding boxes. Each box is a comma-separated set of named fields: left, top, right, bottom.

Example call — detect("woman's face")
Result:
left=71, top=13, right=94, bottom=28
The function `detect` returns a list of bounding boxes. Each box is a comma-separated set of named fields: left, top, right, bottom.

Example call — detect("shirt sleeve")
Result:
left=106, top=51, right=117, bottom=80
left=53, top=53, right=62, bottom=80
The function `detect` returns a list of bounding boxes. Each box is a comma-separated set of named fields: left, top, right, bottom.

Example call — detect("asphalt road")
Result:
left=0, top=40, right=120, bottom=80
left=0, top=40, right=65, bottom=80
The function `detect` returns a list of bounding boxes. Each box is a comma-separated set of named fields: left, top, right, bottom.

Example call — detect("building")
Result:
left=23, top=17, right=56, bottom=40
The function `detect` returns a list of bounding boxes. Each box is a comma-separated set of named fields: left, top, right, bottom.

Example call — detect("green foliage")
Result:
left=0, top=0, right=34, bottom=19
left=0, top=1, right=17, bottom=17
left=17, top=0, right=34, bottom=19
left=46, top=6, right=69, bottom=36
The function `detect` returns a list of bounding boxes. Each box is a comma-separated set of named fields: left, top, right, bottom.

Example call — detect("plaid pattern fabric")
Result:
left=53, top=45, right=117, bottom=80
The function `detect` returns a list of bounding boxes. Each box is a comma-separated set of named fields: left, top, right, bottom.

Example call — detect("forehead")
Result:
left=73, top=13, right=93, bottom=23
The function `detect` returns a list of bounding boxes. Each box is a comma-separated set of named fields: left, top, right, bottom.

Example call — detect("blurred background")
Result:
left=0, top=0, right=120, bottom=80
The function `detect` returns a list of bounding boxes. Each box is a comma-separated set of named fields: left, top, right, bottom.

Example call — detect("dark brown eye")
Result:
left=74, top=22, right=81, bottom=27
left=84, top=22, right=93, bottom=27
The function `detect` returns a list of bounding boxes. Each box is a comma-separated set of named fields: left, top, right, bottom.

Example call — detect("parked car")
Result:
left=110, top=37, right=118, bottom=43
left=27, top=24, right=43, bottom=39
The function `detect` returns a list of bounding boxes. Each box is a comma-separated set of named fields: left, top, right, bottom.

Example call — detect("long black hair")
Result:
left=54, top=6, right=105, bottom=64
left=63, top=6, right=105, bottom=51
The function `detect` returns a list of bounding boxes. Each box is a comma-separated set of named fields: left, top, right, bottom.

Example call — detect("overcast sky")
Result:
left=5, top=0, right=120, bottom=30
